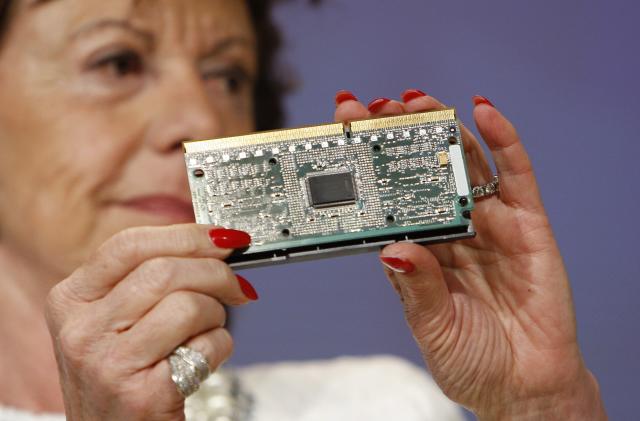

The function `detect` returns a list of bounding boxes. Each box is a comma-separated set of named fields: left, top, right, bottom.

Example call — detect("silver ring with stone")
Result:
left=169, top=346, right=211, bottom=398
left=472, top=175, right=500, bottom=199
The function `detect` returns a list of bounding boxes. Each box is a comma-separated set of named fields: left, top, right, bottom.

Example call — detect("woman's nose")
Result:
left=145, top=68, right=224, bottom=153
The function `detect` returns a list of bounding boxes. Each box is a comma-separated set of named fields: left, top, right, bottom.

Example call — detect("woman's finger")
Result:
left=98, top=257, right=257, bottom=332
left=402, top=91, right=494, bottom=186
left=62, top=225, right=251, bottom=302
left=334, top=90, right=369, bottom=122
left=367, top=97, right=406, bottom=116
left=117, top=291, right=226, bottom=370
left=379, top=242, right=453, bottom=343
left=472, top=97, right=544, bottom=210
left=334, top=93, right=407, bottom=122
left=151, top=327, right=234, bottom=403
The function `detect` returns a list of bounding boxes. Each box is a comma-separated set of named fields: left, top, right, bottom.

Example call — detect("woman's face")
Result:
left=0, top=0, right=257, bottom=278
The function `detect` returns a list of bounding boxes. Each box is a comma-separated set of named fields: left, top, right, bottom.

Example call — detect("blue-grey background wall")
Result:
left=229, top=1, right=640, bottom=419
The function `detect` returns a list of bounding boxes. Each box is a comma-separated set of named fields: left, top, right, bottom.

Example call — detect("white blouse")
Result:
left=0, top=355, right=464, bottom=421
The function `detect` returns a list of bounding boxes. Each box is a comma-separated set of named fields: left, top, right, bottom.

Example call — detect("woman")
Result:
left=0, top=0, right=608, bottom=420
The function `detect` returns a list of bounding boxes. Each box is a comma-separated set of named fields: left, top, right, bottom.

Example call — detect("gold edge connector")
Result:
left=183, top=108, right=457, bottom=154
left=184, top=122, right=345, bottom=153
left=350, top=108, right=456, bottom=133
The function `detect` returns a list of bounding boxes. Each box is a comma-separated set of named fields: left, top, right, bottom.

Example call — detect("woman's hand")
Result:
left=45, top=224, right=257, bottom=421
left=335, top=91, right=607, bottom=420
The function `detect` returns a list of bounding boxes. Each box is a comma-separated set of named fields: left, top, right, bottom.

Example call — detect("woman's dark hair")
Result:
left=246, top=0, right=288, bottom=131
left=0, top=0, right=313, bottom=131
left=0, top=1, right=10, bottom=36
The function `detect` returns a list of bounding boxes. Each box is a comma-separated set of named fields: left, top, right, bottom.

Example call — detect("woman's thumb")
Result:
left=380, top=242, right=453, bottom=337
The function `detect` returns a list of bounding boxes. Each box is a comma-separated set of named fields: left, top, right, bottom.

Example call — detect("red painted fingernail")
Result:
left=208, top=228, right=252, bottom=249
left=401, top=89, right=427, bottom=103
left=367, top=97, right=391, bottom=113
left=335, top=90, right=358, bottom=106
left=472, top=95, right=495, bottom=107
left=380, top=256, right=416, bottom=274
left=237, top=275, right=259, bottom=301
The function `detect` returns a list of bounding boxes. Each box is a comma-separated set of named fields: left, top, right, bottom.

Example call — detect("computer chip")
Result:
left=307, top=171, right=357, bottom=209
left=184, top=108, right=475, bottom=269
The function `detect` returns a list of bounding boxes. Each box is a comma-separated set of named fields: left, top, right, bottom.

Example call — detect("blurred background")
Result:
left=229, top=1, right=640, bottom=419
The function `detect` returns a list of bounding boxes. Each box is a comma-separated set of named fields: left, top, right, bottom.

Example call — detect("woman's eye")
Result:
left=91, top=50, right=144, bottom=78
left=225, top=74, right=241, bottom=93
left=204, top=67, right=251, bottom=94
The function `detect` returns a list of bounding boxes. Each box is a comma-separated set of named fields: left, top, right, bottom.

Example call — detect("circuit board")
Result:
left=184, top=108, right=474, bottom=268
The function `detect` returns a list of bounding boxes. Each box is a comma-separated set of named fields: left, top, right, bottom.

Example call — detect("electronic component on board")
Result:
left=184, top=108, right=475, bottom=269
left=307, top=171, right=357, bottom=209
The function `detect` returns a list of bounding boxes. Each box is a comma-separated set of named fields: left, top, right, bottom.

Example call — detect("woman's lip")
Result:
left=116, top=195, right=195, bottom=221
